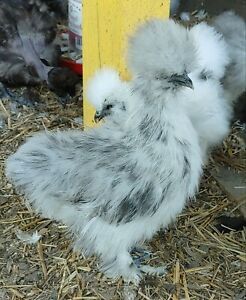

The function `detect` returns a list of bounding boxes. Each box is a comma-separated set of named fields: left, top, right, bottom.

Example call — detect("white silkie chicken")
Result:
left=6, top=19, right=202, bottom=283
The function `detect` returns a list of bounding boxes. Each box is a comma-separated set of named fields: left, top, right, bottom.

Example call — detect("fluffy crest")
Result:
left=127, top=19, right=196, bottom=77
left=190, top=22, right=230, bottom=79
left=86, top=68, right=123, bottom=110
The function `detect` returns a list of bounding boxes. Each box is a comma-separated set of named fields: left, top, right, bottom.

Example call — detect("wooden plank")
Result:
left=83, top=0, right=170, bottom=128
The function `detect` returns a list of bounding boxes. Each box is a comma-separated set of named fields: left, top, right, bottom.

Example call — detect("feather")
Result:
left=86, top=68, right=123, bottom=110
left=16, top=229, right=42, bottom=244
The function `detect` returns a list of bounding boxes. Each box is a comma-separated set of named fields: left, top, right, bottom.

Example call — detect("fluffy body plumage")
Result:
left=212, top=11, right=246, bottom=103
left=6, top=19, right=202, bottom=282
left=0, top=0, right=78, bottom=100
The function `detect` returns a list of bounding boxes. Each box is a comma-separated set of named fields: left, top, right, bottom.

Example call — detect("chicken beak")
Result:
left=169, top=73, right=194, bottom=89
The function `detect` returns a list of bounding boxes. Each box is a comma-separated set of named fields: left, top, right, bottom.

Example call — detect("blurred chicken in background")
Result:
left=0, top=0, right=79, bottom=106
left=170, top=1, right=246, bottom=123
left=211, top=11, right=246, bottom=123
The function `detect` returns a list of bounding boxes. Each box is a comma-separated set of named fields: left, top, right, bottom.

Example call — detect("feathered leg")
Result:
left=101, top=251, right=142, bottom=283
left=131, top=247, right=167, bottom=276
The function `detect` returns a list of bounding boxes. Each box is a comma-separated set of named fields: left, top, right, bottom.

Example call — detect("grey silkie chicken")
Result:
left=6, top=19, right=202, bottom=283
left=212, top=11, right=246, bottom=104
left=0, top=0, right=79, bottom=105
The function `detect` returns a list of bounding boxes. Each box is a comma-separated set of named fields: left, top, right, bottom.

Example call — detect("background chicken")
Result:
left=0, top=0, right=79, bottom=105
left=211, top=11, right=246, bottom=105
left=180, top=22, right=232, bottom=161
left=6, top=19, right=202, bottom=283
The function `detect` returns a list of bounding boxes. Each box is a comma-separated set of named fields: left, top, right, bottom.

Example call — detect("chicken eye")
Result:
left=199, top=70, right=212, bottom=81
left=200, top=73, right=207, bottom=80
left=105, top=104, right=113, bottom=110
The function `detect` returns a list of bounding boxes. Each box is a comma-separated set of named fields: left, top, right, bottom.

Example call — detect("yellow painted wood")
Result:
left=83, top=0, right=170, bottom=128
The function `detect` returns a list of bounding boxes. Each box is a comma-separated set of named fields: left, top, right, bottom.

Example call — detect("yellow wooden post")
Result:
left=83, top=0, right=170, bottom=128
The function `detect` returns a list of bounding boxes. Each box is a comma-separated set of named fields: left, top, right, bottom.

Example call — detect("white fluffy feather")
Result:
left=87, top=68, right=134, bottom=125
left=181, top=72, right=231, bottom=161
left=16, top=229, right=42, bottom=244
left=86, top=68, right=122, bottom=110
left=190, top=22, right=230, bottom=80
left=127, top=19, right=196, bottom=76
left=183, top=22, right=232, bottom=160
